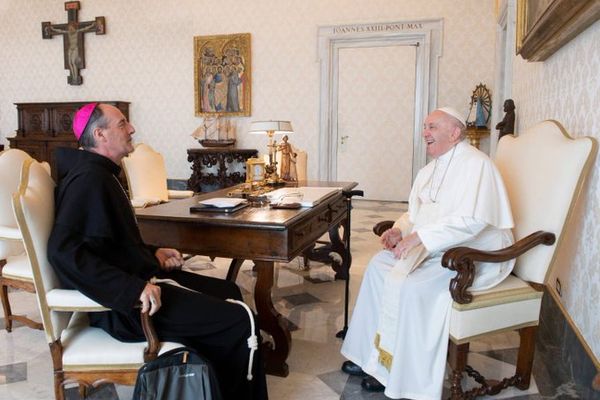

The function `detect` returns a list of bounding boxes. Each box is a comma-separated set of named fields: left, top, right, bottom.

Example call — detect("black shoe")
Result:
left=361, top=376, right=385, bottom=392
left=341, top=361, right=367, bottom=376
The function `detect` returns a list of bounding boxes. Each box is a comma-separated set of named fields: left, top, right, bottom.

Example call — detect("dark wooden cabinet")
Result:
left=187, top=148, right=258, bottom=192
left=7, top=101, right=129, bottom=178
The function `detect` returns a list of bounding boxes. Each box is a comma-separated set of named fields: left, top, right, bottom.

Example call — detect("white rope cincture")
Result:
left=227, top=299, right=258, bottom=380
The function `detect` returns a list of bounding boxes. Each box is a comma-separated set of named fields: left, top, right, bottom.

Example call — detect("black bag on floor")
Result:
left=133, top=347, right=222, bottom=400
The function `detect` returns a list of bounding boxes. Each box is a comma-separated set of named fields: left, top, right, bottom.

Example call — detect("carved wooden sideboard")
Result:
left=7, top=101, right=129, bottom=178
left=187, top=148, right=257, bottom=192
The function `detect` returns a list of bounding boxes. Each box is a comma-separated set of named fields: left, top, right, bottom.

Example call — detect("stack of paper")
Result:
left=267, top=187, right=342, bottom=207
left=199, top=197, right=247, bottom=208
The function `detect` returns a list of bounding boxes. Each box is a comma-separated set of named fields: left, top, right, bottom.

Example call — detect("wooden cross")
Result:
left=42, top=1, right=106, bottom=86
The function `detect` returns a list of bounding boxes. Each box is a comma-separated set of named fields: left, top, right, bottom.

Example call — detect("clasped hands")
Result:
left=381, top=228, right=422, bottom=259
left=139, top=248, right=184, bottom=316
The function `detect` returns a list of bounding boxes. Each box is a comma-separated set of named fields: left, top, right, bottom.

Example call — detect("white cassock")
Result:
left=341, top=140, right=514, bottom=400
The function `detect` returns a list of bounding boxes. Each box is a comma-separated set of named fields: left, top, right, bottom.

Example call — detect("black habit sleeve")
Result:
left=48, top=160, right=160, bottom=314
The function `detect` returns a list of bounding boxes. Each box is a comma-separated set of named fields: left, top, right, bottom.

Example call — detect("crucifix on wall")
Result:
left=42, top=1, right=106, bottom=86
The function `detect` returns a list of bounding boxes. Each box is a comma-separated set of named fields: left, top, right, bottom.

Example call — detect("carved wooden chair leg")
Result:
left=448, top=341, right=469, bottom=400
left=54, top=372, right=65, bottom=400
left=515, top=326, right=537, bottom=390
left=0, top=282, right=13, bottom=332
left=78, top=383, right=87, bottom=399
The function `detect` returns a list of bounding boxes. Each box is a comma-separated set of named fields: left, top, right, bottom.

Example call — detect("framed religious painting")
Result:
left=516, top=0, right=600, bottom=61
left=194, top=33, right=251, bottom=117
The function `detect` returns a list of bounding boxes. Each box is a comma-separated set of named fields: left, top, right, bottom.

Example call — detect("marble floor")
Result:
left=0, top=200, right=592, bottom=399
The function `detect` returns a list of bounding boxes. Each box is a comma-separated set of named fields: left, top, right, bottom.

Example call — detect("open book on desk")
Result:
left=266, top=186, right=343, bottom=208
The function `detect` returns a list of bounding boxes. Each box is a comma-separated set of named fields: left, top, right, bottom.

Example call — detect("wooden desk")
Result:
left=136, top=181, right=357, bottom=376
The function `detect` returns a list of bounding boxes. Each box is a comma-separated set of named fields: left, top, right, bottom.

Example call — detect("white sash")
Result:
left=374, top=202, right=438, bottom=370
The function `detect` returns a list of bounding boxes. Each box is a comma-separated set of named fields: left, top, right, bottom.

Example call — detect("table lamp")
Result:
left=249, top=120, right=293, bottom=184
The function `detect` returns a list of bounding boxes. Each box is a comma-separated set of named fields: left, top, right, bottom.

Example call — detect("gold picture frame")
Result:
left=245, top=157, right=266, bottom=183
left=516, top=0, right=600, bottom=61
left=194, top=33, right=251, bottom=117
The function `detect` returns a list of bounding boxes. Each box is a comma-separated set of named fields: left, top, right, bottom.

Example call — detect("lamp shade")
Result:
left=249, top=120, right=293, bottom=135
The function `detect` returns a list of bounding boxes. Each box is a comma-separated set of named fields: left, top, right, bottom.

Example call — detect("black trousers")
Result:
left=94, top=270, right=268, bottom=400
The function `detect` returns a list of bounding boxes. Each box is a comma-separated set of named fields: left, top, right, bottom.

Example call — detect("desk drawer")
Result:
left=329, top=197, right=346, bottom=223
left=290, top=196, right=346, bottom=251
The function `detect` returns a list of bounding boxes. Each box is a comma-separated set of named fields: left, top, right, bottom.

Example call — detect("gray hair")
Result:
left=78, top=106, right=108, bottom=149
left=443, top=114, right=466, bottom=140
left=456, top=120, right=467, bottom=140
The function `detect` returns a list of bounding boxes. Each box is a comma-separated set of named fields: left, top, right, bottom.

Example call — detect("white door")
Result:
left=336, top=45, right=416, bottom=201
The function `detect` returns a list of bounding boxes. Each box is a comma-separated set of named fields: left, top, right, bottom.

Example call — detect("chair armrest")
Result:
left=140, top=308, right=160, bottom=362
left=373, top=220, right=394, bottom=236
left=441, top=231, right=555, bottom=304
left=46, top=288, right=160, bottom=361
left=46, top=289, right=109, bottom=311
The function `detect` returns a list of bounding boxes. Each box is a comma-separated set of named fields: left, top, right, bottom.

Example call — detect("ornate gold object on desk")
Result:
left=278, top=135, right=298, bottom=182
left=245, top=157, right=266, bottom=184
left=249, top=120, right=293, bottom=185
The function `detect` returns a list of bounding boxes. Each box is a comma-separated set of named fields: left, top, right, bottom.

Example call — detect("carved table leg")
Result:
left=301, top=219, right=351, bottom=280
left=332, top=217, right=351, bottom=280
left=254, top=260, right=291, bottom=377
left=226, top=258, right=244, bottom=282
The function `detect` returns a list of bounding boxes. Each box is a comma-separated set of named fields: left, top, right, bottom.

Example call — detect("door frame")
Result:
left=317, top=19, right=443, bottom=182
left=490, top=0, right=516, bottom=157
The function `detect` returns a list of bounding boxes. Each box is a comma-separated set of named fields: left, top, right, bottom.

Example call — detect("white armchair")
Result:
left=121, top=143, right=193, bottom=208
left=441, top=121, right=596, bottom=398
left=13, top=158, right=182, bottom=399
left=0, top=148, right=45, bottom=332
left=372, top=121, right=596, bottom=398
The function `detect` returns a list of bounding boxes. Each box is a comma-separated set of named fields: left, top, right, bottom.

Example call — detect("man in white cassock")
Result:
left=340, top=107, right=515, bottom=399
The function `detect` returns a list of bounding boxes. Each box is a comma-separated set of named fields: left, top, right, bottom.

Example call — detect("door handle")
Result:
left=340, top=135, right=349, bottom=145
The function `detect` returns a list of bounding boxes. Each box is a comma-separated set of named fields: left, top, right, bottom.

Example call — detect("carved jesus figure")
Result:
left=45, top=21, right=97, bottom=84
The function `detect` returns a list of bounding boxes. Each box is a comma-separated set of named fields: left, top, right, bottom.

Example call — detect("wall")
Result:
left=0, top=0, right=496, bottom=180
left=512, top=19, right=600, bottom=362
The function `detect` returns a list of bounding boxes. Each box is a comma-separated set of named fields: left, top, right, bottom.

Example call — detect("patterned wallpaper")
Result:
left=0, top=0, right=496, bottom=181
left=0, top=0, right=596, bottom=365
left=1, top=0, right=596, bottom=363
left=512, top=20, right=600, bottom=361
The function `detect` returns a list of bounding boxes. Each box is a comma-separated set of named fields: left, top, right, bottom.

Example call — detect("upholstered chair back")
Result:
left=495, top=120, right=596, bottom=284
left=295, top=150, right=308, bottom=182
left=12, top=159, right=66, bottom=343
left=0, top=149, right=32, bottom=235
left=14, top=158, right=183, bottom=397
left=122, top=143, right=170, bottom=202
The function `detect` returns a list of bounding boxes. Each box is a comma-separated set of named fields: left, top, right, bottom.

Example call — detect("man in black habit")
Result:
left=47, top=102, right=268, bottom=400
